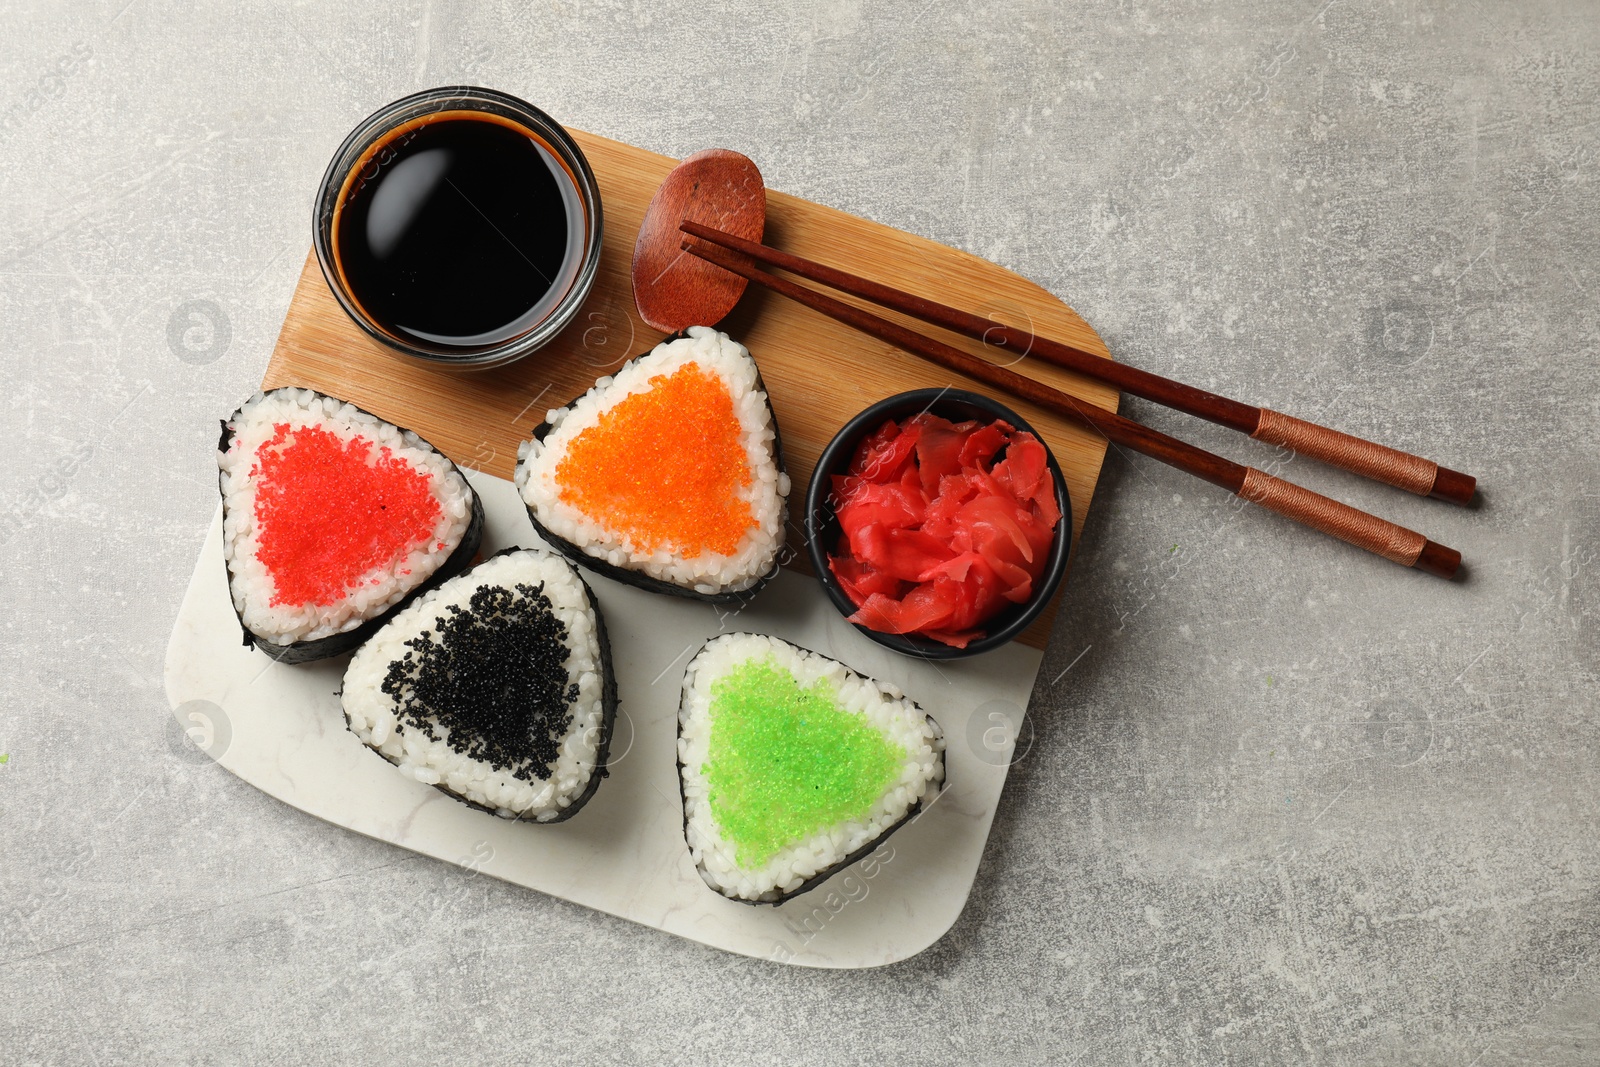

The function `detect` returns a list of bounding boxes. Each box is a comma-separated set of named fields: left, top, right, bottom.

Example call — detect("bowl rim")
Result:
left=804, top=387, right=1073, bottom=660
left=311, top=85, right=604, bottom=371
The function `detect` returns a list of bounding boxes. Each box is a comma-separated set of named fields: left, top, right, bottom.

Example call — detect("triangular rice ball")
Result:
left=516, top=327, right=789, bottom=602
left=217, top=388, right=483, bottom=663
left=677, top=633, right=946, bottom=904
left=342, top=547, right=617, bottom=822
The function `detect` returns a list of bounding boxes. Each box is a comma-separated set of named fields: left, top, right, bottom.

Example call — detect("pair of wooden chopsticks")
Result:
left=680, top=221, right=1470, bottom=579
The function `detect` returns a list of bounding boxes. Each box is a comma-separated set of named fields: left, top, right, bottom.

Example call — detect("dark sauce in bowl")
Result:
left=330, top=111, right=587, bottom=351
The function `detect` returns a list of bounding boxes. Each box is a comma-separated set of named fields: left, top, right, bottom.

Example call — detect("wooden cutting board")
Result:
left=261, top=129, right=1118, bottom=650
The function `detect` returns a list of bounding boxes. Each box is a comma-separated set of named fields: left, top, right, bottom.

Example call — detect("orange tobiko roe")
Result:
left=554, top=362, right=756, bottom=557
left=251, top=423, right=443, bottom=608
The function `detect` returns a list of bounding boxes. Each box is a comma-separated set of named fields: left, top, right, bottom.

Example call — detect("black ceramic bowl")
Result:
left=805, top=389, right=1072, bottom=660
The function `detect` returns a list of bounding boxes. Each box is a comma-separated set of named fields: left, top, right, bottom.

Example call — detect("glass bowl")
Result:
left=312, top=86, right=603, bottom=370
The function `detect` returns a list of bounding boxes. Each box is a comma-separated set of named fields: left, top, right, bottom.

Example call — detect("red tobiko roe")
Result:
left=251, top=423, right=443, bottom=608
left=827, top=413, right=1060, bottom=648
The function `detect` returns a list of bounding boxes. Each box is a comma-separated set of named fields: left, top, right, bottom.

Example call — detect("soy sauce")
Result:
left=332, top=113, right=584, bottom=349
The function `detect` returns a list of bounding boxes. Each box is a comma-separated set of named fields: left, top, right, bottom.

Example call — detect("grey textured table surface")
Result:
left=2, top=1, right=1596, bottom=1064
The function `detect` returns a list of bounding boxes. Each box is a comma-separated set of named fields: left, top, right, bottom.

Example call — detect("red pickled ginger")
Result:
left=827, top=413, right=1060, bottom=648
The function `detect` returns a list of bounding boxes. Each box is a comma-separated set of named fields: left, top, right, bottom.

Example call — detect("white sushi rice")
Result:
left=678, top=633, right=945, bottom=903
left=515, top=327, right=790, bottom=595
left=342, top=549, right=608, bottom=822
left=218, top=388, right=474, bottom=644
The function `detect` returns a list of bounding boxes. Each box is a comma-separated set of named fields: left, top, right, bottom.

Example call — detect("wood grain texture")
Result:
left=261, top=129, right=1119, bottom=650
left=633, top=149, right=765, bottom=333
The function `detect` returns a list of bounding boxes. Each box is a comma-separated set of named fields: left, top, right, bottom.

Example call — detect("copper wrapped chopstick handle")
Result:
left=1251, top=409, right=1475, bottom=504
left=1238, top=468, right=1461, bottom=578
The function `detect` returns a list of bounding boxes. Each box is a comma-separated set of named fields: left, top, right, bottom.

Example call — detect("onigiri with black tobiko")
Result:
left=342, top=548, right=616, bottom=822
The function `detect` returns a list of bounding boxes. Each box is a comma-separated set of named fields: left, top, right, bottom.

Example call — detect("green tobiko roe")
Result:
left=702, top=656, right=907, bottom=869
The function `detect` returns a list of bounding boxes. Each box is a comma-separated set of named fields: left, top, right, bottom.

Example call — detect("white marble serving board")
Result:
left=164, top=470, right=1042, bottom=968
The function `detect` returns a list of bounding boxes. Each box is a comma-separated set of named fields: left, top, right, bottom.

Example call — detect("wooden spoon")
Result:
left=631, top=148, right=766, bottom=333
